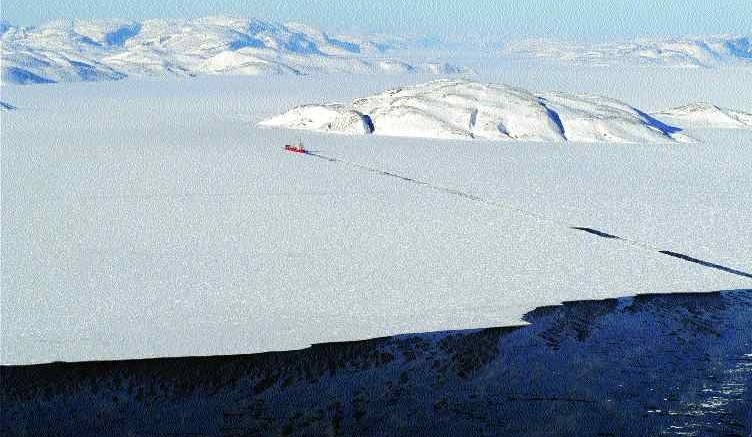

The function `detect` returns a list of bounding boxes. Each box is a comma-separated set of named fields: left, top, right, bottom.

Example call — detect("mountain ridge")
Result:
left=1, top=16, right=469, bottom=85
left=652, top=102, right=752, bottom=128
left=260, top=79, right=692, bottom=144
left=502, top=35, right=752, bottom=67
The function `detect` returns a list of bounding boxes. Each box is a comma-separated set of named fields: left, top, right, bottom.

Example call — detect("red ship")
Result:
left=284, top=141, right=307, bottom=154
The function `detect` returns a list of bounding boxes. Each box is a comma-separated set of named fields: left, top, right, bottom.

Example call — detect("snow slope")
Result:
left=0, top=100, right=15, bottom=110
left=2, top=70, right=750, bottom=365
left=0, top=17, right=469, bottom=84
left=652, top=102, right=752, bottom=128
left=261, top=79, right=689, bottom=143
left=503, top=36, right=752, bottom=68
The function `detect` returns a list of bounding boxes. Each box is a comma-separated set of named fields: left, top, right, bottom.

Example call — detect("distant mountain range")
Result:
left=0, top=17, right=469, bottom=85
left=502, top=35, right=752, bottom=67
left=3, top=18, right=751, bottom=86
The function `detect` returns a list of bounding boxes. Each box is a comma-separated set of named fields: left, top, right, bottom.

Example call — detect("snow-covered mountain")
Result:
left=260, top=79, right=690, bottom=144
left=0, top=17, right=470, bottom=85
left=652, top=102, right=752, bottom=128
left=502, top=36, right=752, bottom=67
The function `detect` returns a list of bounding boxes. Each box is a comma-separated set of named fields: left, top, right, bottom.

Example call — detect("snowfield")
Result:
left=2, top=65, right=751, bottom=365
left=261, top=79, right=691, bottom=143
left=503, top=35, right=752, bottom=68
left=0, top=17, right=470, bottom=84
left=653, top=102, right=752, bottom=128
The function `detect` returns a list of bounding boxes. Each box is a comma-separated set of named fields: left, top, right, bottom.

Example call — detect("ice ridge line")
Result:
left=303, top=151, right=752, bottom=280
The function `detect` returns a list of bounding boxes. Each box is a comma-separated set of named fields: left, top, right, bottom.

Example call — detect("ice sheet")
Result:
left=2, top=67, right=750, bottom=364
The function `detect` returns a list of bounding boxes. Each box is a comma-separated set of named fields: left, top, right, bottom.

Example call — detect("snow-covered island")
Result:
left=260, top=79, right=690, bottom=144
left=652, top=102, right=752, bottom=128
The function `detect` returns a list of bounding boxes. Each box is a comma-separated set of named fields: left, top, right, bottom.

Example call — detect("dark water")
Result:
left=2, top=289, right=751, bottom=436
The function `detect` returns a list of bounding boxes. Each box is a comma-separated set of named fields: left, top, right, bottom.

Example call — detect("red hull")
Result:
left=284, top=145, right=307, bottom=153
